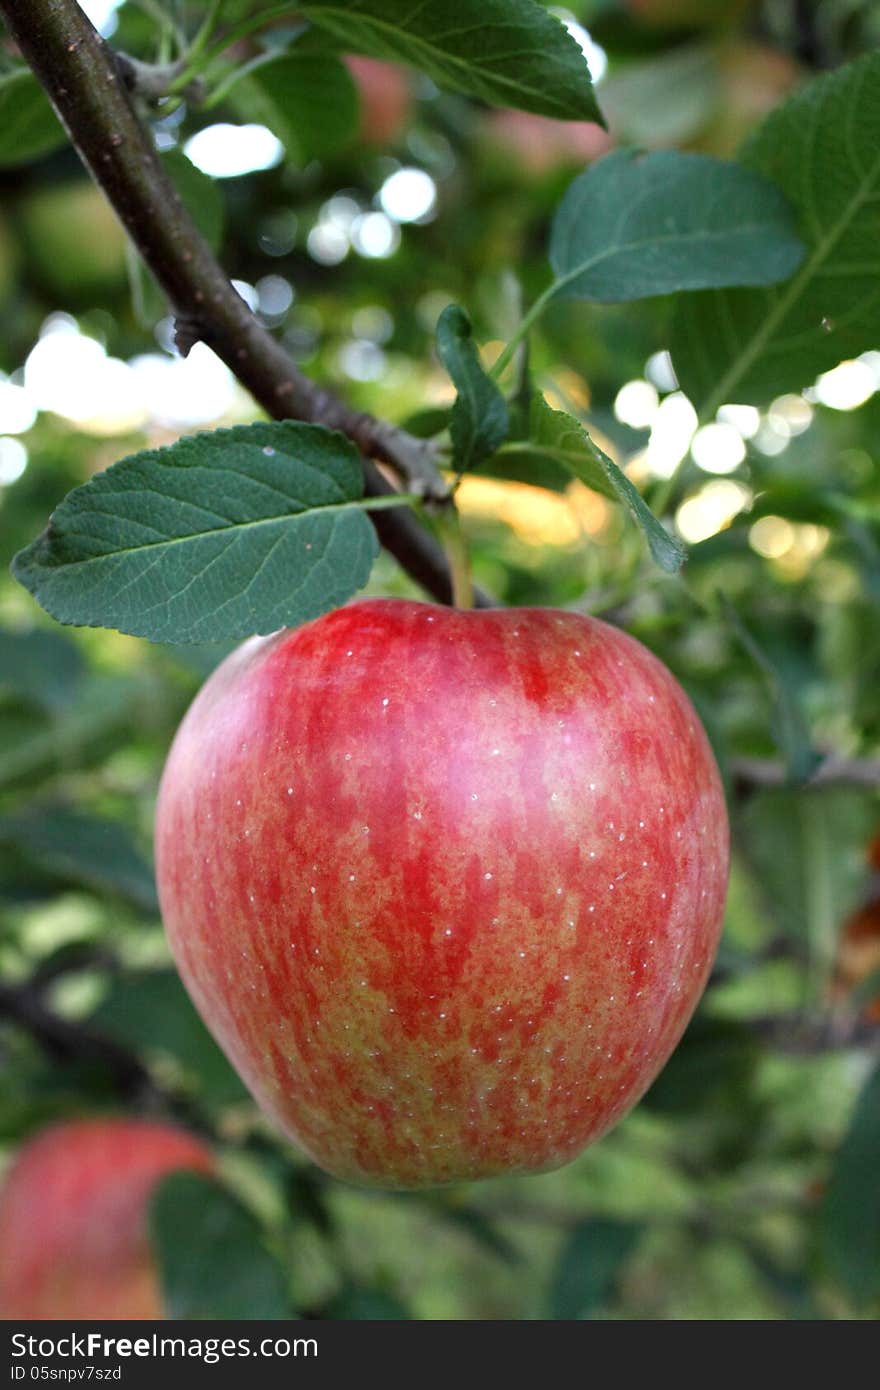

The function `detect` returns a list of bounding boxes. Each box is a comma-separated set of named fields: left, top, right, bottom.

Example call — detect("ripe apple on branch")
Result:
left=156, top=600, right=729, bottom=1188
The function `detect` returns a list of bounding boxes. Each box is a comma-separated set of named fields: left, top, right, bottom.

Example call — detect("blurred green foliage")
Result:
left=0, top=0, right=878, bottom=1320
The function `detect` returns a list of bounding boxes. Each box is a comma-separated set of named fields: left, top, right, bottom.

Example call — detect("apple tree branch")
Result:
left=0, top=0, right=488, bottom=609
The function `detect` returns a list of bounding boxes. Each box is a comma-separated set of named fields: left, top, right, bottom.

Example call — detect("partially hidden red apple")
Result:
left=483, top=109, right=612, bottom=178
left=0, top=1119, right=213, bottom=1319
left=345, top=56, right=412, bottom=146
left=156, top=599, right=729, bottom=1188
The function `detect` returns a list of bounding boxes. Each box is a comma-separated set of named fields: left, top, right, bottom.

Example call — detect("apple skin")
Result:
left=0, top=1119, right=213, bottom=1320
left=156, top=599, right=729, bottom=1189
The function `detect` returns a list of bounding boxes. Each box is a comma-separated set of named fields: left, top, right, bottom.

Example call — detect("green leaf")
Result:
left=162, top=149, right=224, bottom=250
left=436, top=305, right=509, bottom=471
left=495, top=393, right=617, bottom=499
left=91, top=970, right=247, bottom=1106
left=230, top=52, right=358, bottom=162
left=151, top=1172, right=290, bottom=1319
left=12, top=422, right=382, bottom=644
left=549, top=149, right=804, bottom=305
left=720, top=595, right=818, bottom=783
left=130, top=151, right=224, bottom=324
left=548, top=1218, right=640, bottom=1319
left=0, top=629, right=84, bottom=713
left=822, top=1063, right=880, bottom=1305
left=299, top=0, right=603, bottom=123
left=673, top=51, right=880, bottom=414
left=516, top=396, right=685, bottom=572
left=0, top=69, right=66, bottom=168
left=0, top=809, right=158, bottom=915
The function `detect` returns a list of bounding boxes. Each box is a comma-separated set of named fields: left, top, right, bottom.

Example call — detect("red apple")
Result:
left=345, top=56, right=412, bottom=146
left=156, top=599, right=728, bottom=1188
left=0, top=1118, right=213, bottom=1319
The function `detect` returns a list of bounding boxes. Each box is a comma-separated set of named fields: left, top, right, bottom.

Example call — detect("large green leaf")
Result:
left=151, top=1172, right=291, bottom=1319
left=822, top=1063, right=880, bottom=1305
left=436, top=305, right=509, bottom=472
left=12, top=422, right=382, bottom=643
left=298, top=0, right=602, bottom=123
left=673, top=51, right=880, bottom=414
left=548, top=1219, right=641, bottom=1319
left=549, top=149, right=805, bottom=304
left=0, top=69, right=66, bottom=168
left=230, top=52, right=358, bottom=162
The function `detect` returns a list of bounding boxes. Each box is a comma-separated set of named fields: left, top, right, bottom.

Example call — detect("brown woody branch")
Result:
left=0, top=0, right=490, bottom=609
left=0, top=977, right=155, bottom=1100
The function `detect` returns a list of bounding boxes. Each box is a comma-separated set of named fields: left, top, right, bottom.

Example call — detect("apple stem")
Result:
left=441, top=506, right=475, bottom=610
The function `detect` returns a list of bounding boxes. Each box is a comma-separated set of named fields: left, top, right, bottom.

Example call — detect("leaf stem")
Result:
left=489, top=284, right=558, bottom=382
left=168, top=2, right=299, bottom=93
left=202, top=50, right=287, bottom=111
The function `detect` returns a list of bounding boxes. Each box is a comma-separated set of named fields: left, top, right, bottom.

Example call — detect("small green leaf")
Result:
left=0, top=809, right=158, bottom=915
left=130, top=151, right=224, bottom=324
left=0, top=69, right=66, bottom=168
left=549, top=1218, right=641, bottom=1319
left=604, top=458, right=686, bottom=573
left=230, top=52, right=358, bottom=162
left=549, top=149, right=804, bottom=304
left=299, top=0, right=603, bottom=123
left=495, top=393, right=617, bottom=500
left=151, top=1172, right=290, bottom=1319
left=515, top=396, right=685, bottom=572
left=0, top=629, right=84, bottom=713
left=821, top=1063, right=880, bottom=1305
left=720, top=596, right=819, bottom=783
left=436, top=305, right=509, bottom=472
left=12, top=422, right=382, bottom=643
left=673, top=51, right=880, bottom=413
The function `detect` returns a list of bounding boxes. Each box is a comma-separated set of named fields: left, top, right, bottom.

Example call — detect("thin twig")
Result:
left=0, top=978, right=155, bottom=1099
left=730, top=755, right=880, bottom=793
